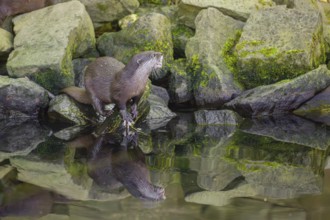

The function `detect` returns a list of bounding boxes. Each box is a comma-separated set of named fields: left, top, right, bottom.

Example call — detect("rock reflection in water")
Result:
left=87, top=132, right=166, bottom=201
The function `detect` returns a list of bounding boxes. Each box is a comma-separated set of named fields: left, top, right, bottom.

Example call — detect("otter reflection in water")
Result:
left=87, top=132, right=166, bottom=201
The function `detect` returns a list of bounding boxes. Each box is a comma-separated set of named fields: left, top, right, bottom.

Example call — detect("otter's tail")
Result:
left=61, top=86, right=92, bottom=105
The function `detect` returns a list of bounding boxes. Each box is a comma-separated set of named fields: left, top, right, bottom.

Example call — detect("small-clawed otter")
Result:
left=62, top=51, right=163, bottom=125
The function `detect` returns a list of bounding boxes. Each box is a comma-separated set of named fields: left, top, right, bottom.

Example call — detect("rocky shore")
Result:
left=0, top=0, right=330, bottom=128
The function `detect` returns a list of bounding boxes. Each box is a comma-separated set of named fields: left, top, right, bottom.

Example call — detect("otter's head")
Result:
left=130, top=51, right=163, bottom=74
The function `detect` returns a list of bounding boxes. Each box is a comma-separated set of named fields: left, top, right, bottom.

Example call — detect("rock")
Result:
left=178, top=0, right=274, bottom=28
left=172, top=24, right=194, bottom=58
left=235, top=6, right=325, bottom=88
left=0, top=28, right=13, bottom=57
left=79, top=0, right=139, bottom=23
left=0, top=119, right=49, bottom=162
left=168, top=59, right=193, bottom=106
left=151, top=85, right=170, bottom=105
left=72, top=58, right=95, bottom=87
left=317, top=1, right=330, bottom=57
left=240, top=115, right=330, bottom=150
left=0, top=165, right=16, bottom=187
left=6, top=1, right=96, bottom=93
left=194, top=110, right=242, bottom=125
left=186, top=8, right=243, bottom=107
left=97, top=12, right=173, bottom=66
left=294, top=86, right=330, bottom=126
left=0, top=76, right=49, bottom=118
left=48, top=94, right=96, bottom=125
left=118, top=14, right=139, bottom=29
left=225, top=65, right=330, bottom=117
left=146, top=94, right=176, bottom=130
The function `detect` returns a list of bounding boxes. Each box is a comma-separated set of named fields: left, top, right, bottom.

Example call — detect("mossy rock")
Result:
left=235, top=6, right=325, bottom=89
left=6, top=1, right=96, bottom=94
left=97, top=12, right=173, bottom=65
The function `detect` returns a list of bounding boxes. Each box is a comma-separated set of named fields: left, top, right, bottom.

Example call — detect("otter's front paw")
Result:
left=120, top=110, right=133, bottom=127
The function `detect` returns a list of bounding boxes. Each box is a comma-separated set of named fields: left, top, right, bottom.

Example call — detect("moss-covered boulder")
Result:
left=0, top=28, right=13, bottom=58
left=6, top=1, right=96, bottom=94
left=235, top=6, right=325, bottom=89
left=178, top=0, right=274, bottom=28
left=48, top=95, right=96, bottom=125
left=185, top=8, right=243, bottom=107
left=97, top=12, right=173, bottom=65
left=0, top=76, right=49, bottom=118
left=225, top=65, right=330, bottom=117
left=294, top=86, right=330, bottom=126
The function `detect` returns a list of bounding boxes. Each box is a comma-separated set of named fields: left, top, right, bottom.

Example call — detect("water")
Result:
left=0, top=113, right=330, bottom=220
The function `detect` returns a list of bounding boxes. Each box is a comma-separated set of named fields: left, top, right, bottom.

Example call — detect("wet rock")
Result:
left=79, top=0, right=139, bottom=23
left=186, top=8, right=243, bottom=107
left=235, top=6, right=325, bottom=89
left=317, top=1, right=330, bottom=60
left=225, top=65, right=330, bottom=117
left=168, top=59, right=193, bottom=106
left=48, top=94, right=95, bottom=125
left=0, top=165, right=16, bottom=187
left=151, top=85, right=170, bottom=105
left=178, top=0, right=274, bottom=27
left=240, top=115, right=330, bottom=150
left=146, top=94, right=176, bottom=130
left=6, top=1, right=96, bottom=93
left=0, top=28, right=13, bottom=57
left=194, top=110, right=242, bottom=125
left=97, top=12, right=173, bottom=76
left=0, top=119, right=49, bottom=162
left=294, top=86, right=330, bottom=126
left=0, top=76, right=49, bottom=118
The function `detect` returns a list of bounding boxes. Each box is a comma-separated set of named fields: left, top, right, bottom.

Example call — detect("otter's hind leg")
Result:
left=91, top=95, right=113, bottom=116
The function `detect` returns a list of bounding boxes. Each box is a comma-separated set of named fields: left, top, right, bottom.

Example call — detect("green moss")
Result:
left=96, top=3, right=109, bottom=12
left=222, top=30, right=242, bottom=74
left=138, top=0, right=181, bottom=5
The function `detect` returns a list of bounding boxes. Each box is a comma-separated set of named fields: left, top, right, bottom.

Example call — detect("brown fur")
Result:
left=62, top=51, right=163, bottom=123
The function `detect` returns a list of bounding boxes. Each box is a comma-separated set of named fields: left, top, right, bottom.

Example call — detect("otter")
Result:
left=62, top=51, right=163, bottom=126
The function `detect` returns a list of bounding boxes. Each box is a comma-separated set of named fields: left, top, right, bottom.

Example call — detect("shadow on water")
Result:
left=0, top=113, right=330, bottom=219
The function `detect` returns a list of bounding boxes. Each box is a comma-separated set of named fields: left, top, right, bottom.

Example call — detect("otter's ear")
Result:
left=137, top=59, right=142, bottom=65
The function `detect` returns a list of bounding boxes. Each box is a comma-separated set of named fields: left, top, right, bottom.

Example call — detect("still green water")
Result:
left=0, top=113, right=330, bottom=220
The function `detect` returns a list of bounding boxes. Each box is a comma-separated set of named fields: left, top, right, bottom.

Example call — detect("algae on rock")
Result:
left=185, top=8, right=244, bottom=107
left=235, top=6, right=325, bottom=89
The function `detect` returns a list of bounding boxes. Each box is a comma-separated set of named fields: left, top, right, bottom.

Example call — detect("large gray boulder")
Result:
left=178, top=0, right=274, bottom=28
left=0, top=28, right=13, bottom=57
left=294, top=86, right=330, bottom=126
left=0, top=76, right=49, bottom=118
left=225, top=65, right=330, bottom=117
left=97, top=12, right=173, bottom=64
left=185, top=8, right=243, bottom=107
left=235, top=6, right=325, bottom=88
left=6, top=1, right=96, bottom=93
left=79, top=0, right=139, bottom=23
